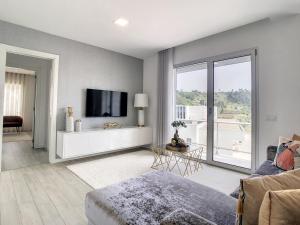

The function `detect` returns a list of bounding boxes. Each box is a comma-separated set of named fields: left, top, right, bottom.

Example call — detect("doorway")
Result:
left=174, top=49, right=257, bottom=173
left=0, top=44, right=59, bottom=172
left=1, top=54, right=51, bottom=171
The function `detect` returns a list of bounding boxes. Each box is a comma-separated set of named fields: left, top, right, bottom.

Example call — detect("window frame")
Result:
left=174, top=48, right=258, bottom=173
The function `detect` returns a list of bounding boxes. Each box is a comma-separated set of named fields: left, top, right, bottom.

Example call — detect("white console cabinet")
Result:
left=57, top=126, right=152, bottom=159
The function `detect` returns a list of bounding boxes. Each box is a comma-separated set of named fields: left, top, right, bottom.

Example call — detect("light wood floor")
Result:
left=3, top=132, right=33, bottom=143
left=2, top=141, right=49, bottom=171
left=0, top=162, right=93, bottom=225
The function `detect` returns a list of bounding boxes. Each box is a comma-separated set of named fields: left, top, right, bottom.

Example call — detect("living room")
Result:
left=0, top=1, right=300, bottom=225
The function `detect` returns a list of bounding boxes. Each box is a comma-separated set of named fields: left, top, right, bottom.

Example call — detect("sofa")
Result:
left=85, top=146, right=282, bottom=225
left=230, top=145, right=282, bottom=199
left=3, top=115, right=23, bottom=132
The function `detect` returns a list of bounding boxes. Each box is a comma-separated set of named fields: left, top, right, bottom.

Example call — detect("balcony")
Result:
left=176, top=105, right=251, bottom=169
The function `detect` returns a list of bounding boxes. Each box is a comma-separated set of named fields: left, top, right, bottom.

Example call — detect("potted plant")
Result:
left=167, top=121, right=188, bottom=151
left=171, top=120, right=186, bottom=141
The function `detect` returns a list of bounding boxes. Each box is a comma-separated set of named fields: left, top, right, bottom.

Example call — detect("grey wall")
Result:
left=143, top=15, right=300, bottom=165
left=143, top=54, right=159, bottom=144
left=0, top=20, right=143, bottom=133
left=6, top=53, right=51, bottom=148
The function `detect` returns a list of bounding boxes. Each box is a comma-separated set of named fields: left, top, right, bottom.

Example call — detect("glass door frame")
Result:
left=174, top=48, right=257, bottom=173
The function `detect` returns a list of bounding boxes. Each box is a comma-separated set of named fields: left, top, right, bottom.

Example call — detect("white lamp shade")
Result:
left=134, top=93, right=148, bottom=108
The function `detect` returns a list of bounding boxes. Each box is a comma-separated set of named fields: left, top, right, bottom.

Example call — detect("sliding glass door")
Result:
left=175, top=63, right=208, bottom=160
left=175, top=50, right=256, bottom=172
left=213, top=56, right=252, bottom=169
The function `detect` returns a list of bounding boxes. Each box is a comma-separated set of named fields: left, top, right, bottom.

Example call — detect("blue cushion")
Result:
left=255, top=160, right=283, bottom=175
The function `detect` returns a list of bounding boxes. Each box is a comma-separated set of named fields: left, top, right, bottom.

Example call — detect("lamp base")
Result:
left=137, top=109, right=145, bottom=127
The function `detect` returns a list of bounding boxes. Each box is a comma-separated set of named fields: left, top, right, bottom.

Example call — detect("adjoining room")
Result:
left=3, top=66, right=35, bottom=143
left=1, top=53, right=51, bottom=171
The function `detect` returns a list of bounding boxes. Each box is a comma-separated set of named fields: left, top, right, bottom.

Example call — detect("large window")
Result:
left=175, top=50, right=256, bottom=171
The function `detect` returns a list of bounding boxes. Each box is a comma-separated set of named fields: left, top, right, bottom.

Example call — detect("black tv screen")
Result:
left=85, top=89, right=128, bottom=117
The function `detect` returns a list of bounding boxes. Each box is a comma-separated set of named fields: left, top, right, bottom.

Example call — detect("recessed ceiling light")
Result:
left=114, top=18, right=129, bottom=27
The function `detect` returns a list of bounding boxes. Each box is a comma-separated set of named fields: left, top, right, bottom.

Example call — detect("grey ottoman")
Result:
left=85, top=171, right=236, bottom=225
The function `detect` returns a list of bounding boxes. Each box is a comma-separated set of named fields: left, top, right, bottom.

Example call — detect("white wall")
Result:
left=143, top=54, right=159, bottom=144
left=143, top=15, right=300, bottom=165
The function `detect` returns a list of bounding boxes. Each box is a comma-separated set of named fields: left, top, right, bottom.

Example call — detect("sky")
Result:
left=176, top=61, right=251, bottom=92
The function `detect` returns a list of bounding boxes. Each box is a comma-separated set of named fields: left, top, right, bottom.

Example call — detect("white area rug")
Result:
left=2, top=132, right=32, bottom=143
left=67, top=150, right=154, bottom=189
left=67, top=150, right=247, bottom=194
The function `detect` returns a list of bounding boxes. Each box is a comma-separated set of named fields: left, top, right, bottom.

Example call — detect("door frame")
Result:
left=32, top=73, right=37, bottom=147
left=174, top=48, right=258, bottom=173
left=0, top=44, right=59, bottom=172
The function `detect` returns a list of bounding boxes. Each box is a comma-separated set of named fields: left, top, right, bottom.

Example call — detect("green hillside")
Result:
left=176, top=89, right=251, bottom=123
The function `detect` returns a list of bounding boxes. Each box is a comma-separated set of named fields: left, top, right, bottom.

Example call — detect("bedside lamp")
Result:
left=134, top=93, right=148, bottom=127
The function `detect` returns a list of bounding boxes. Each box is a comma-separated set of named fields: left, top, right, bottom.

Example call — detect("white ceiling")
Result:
left=0, top=0, right=299, bottom=59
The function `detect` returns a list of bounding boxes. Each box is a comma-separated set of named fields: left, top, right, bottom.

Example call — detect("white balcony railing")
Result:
left=175, top=105, right=251, bottom=168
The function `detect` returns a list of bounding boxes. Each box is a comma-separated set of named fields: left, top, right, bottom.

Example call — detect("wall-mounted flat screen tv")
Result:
left=85, top=89, right=128, bottom=117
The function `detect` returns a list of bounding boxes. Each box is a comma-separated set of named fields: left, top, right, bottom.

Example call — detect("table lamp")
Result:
left=134, top=93, right=148, bottom=127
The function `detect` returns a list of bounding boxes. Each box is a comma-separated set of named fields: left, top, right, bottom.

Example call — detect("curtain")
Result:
left=157, top=48, right=175, bottom=145
left=3, top=72, right=26, bottom=132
